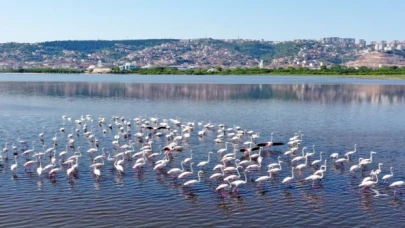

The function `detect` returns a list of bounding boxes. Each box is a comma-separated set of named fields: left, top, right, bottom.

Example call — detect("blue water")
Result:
left=0, top=74, right=404, bottom=227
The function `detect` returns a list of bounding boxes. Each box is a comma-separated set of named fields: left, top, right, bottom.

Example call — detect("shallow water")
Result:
left=0, top=74, right=404, bottom=227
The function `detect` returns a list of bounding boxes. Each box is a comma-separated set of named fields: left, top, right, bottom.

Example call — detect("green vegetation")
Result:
left=0, top=68, right=84, bottom=74
left=201, top=39, right=303, bottom=63
left=40, top=39, right=179, bottom=53
left=110, top=65, right=405, bottom=78
left=1, top=66, right=405, bottom=79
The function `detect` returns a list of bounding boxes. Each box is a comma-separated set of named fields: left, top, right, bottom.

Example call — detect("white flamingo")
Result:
left=390, top=180, right=405, bottom=195
left=231, top=170, right=249, bottom=193
left=282, top=167, right=295, bottom=188
left=344, top=144, right=357, bottom=160
left=382, top=167, right=394, bottom=184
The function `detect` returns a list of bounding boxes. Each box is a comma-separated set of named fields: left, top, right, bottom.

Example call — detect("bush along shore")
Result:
left=1, top=65, right=405, bottom=78
left=111, top=65, right=405, bottom=77
left=0, top=68, right=85, bottom=74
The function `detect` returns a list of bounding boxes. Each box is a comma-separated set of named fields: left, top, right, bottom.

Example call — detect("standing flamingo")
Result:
left=282, top=167, right=295, bottom=188
left=344, top=144, right=357, bottom=160
left=382, top=167, right=394, bottom=184
left=197, top=151, right=213, bottom=170
left=231, top=170, right=249, bottom=193
left=183, top=171, right=204, bottom=192
left=390, top=180, right=405, bottom=195
left=10, top=155, right=18, bottom=173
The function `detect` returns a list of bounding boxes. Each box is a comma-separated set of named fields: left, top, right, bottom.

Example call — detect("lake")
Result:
left=0, top=73, right=405, bottom=227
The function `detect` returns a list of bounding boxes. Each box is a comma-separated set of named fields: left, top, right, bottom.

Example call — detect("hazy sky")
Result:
left=1, top=0, right=404, bottom=43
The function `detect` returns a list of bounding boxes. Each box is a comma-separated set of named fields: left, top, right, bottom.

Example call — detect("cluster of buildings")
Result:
left=1, top=37, right=404, bottom=71
left=370, top=40, right=404, bottom=51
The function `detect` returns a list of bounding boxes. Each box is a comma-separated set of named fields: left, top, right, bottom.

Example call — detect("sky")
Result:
left=1, top=0, right=404, bottom=43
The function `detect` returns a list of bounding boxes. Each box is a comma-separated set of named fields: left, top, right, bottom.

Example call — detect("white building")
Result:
left=119, top=62, right=137, bottom=71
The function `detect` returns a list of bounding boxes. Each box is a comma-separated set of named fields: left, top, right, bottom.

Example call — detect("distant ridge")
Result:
left=0, top=38, right=404, bottom=69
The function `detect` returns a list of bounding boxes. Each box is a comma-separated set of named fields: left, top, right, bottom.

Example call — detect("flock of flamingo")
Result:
left=0, top=114, right=404, bottom=198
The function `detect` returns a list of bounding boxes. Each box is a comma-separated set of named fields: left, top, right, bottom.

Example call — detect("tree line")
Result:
left=111, top=65, right=405, bottom=77
left=0, top=68, right=85, bottom=74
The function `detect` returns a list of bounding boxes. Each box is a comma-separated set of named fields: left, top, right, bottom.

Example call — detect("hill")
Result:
left=0, top=38, right=404, bottom=69
left=346, top=52, right=405, bottom=68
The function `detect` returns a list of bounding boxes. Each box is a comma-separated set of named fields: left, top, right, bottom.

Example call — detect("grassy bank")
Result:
left=0, top=68, right=85, bottom=74
left=111, top=66, right=405, bottom=79
left=1, top=66, right=405, bottom=79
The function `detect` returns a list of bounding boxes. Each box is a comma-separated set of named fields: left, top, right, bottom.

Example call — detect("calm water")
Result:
left=0, top=74, right=405, bottom=227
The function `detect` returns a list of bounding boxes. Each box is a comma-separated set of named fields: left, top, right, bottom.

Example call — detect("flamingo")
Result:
left=133, top=155, right=147, bottom=171
left=246, top=154, right=263, bottom=171
left=268, top=156, right=282, bottom=169
left=215, top=181, right=232, bottom=194
left=256, top=132, right=284, bottom=147
left=59, top=145, right=69, bottom=158
left=311, top=152, right=325, bottom=167
left=183, top=150, right=193, bottom=164
left=334, top=156, right=348, bottom=166
left=255, top=174, right=271, bottom=188
left=291, top=147, right=307, bottom=163
left=295, top=155, right=309, bottom=176
left=330, top=152, right=339, bottom=160
left=359, top=172, right=378, bottom=192
left=268, top=161, right=283, bottom=177
left=382, top=167, right=394, bottom=184
left=223, top=167, right=241, bottom=182
left=178, top=162, right=194, bottom=180
left=167, top=162, right=186, bottom=179
left=349, top=158, right=364, bottom=177
left=306, top=145, right=316, bottom=158
left=374, top=163, right=383, bottom=175
left=209, top=166, right=225, bottom=181
left=314, top=159, right=328, bottom=176
left=37, top=160, right=43, bottom=177
left=217, top=142, right=229, bottom=155
left=344, top=144, right=357, bottom=160
left=197, top=151, right=213, bottom=170
left=305, top=170, right=324, bottom=188
left=10, top=155, right=18, bottom=173
left=361, top=170, right=377, bottom=184
left=282, top=167, right=295, bottom=188
left=231, top=170, right=249, bottom=192
left=360, top=151, right=377, bottom=171
left=49, top=160, right=63, bottom=178
left=93, top=166, right=101, bottom=180
left=390, top=181, right=405, bottom=195
left=23, top=159, right=38, bottom=172
left=22, top=141, right=36, bottom=158
left=114, top=158, right=124, bottom=176
left=183, top=171, right=204, bottom=192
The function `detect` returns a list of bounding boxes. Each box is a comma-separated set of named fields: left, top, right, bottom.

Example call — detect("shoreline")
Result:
left=1, top=68, right=405, bottom=80
left=0, top=73, right=404, bottom=80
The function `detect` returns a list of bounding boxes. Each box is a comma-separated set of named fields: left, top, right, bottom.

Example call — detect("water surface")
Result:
left=0, top=74, right=404, bottom=227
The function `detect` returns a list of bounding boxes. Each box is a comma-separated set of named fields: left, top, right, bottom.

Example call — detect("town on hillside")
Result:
left=0, top=38, right=405, bottom=72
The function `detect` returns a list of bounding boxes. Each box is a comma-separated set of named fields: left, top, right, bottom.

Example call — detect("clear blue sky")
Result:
left=1, top=0, right=404, bottom=43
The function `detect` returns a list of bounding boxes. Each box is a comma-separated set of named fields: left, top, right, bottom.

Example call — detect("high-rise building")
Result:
left=358, top=39, right=366, bottom=47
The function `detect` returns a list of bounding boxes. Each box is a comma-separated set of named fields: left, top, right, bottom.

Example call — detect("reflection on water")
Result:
left=0, top=82, right=405, bottom=104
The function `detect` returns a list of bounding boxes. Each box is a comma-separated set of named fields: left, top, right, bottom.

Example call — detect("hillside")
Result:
left=346, top=52, right=405, bottom=68
left=0, top=38, right=403, bottom=69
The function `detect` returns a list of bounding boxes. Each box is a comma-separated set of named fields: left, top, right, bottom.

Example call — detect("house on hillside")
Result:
left=119, top=63, right=137, bottom=71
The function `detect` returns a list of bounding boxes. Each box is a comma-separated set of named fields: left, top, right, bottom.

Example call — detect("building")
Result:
left=358, top=39, right=366, bottom=47
left=340, top=38, right=355, bottom=45
left=119, top=63, right=137, bottom=71
left=258, top=60, right=264, bottom=69
left=321, top=37, right=340, bottom=44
